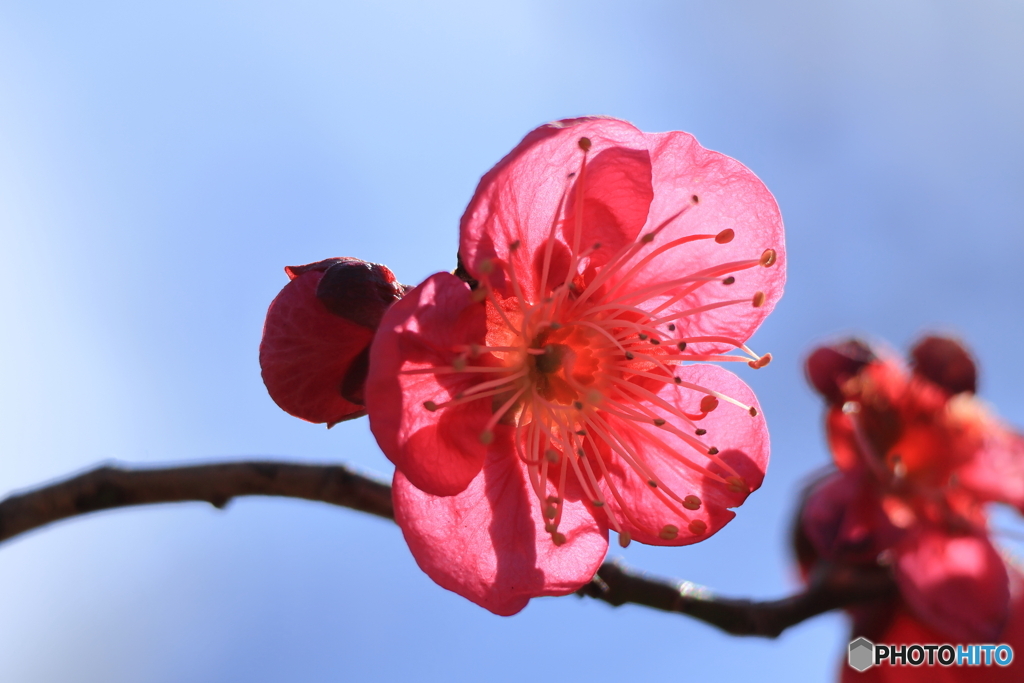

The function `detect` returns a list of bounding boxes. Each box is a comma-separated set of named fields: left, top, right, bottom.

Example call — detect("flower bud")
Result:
left=910, top=335, right=977, bottom=395
left=260, top=257, right=407, bottom=426
left=805, top=339, right=876, bottom=405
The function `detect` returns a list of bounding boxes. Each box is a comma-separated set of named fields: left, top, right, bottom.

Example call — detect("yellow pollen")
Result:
left=760, top=248, right=778, bottom=267
left=573, top=401, right=584, bottom=410
left=546, top=495, right=560, bottom=504
left=578, top=137, right=592, bottom=151
left=752, top=291, right=766, bottom=308
left=688, top=520, right=708, bottom=535
left=423, top=400, right=438, bottom=412
left=683, top=495, right=702, bottom=510
left=586, top=390, right=603, bottom=404
left=479, top=430, right=494, bottom=445
left=715, top=229, right=735, bottom=244
left=727, top=476, right=747, bottom=493
left=618, top=532, right=632, bottom=548
left=545, top=523, right=557, bottom=533
left=659, top=524, right=679, bottom=540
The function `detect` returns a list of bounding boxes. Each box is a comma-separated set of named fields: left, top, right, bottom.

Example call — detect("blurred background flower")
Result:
left=1, top=1, right=1022, bottom=681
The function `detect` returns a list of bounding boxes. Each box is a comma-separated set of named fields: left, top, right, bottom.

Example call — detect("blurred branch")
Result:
left=580, top=560, right=896, bottom=637
left=0, top=459, right=893, bottom=637
left=0, top=460, right=394, bottom=544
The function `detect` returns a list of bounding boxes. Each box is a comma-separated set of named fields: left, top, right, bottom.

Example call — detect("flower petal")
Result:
left=393, top=429, right=609, bottom=616
left=366, top=272, right=492, bottom=496
left=894, top=524, right=1010, bottom=642
left=259, top=266, right=374, bottom=425
left=459, top=117, right=653, bottom=302
left=957, top=424, right=1024, bottom=513
left=613, top=130, right=785, bottom=356
left=596, top=364, right=769, bottom=546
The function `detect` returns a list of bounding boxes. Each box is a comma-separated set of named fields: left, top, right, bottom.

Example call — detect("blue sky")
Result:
left=1, top=1, right=1022, bottom=681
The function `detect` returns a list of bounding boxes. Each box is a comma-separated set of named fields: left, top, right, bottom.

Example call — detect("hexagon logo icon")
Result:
left=848, top=637, right=875, bottom=672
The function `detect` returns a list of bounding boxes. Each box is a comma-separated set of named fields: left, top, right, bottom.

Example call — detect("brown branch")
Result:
left=0, top=459, right=894, bottom=638
left=580, top=560, right=897, bottom=637
left=0, top=460, right=394, bottom=544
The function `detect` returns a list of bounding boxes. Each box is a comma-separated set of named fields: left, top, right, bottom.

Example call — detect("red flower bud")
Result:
left=260, top=257, right=406, bottom=426
left=910, top=335, right=977, bottom=395
left=805, top=339, right=876, bottom=405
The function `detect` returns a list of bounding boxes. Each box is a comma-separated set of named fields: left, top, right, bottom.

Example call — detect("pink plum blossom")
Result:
left=366, top=117, right=786, bottom=614
left=798, top=336, right=1024, bottom=671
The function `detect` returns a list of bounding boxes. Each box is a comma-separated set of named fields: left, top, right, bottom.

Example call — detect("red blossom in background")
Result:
left=797, top=336, right=1024, bottom=679
left=260, top=257, right=407, bottom=426
left=366, top=117, right=786, bottom=614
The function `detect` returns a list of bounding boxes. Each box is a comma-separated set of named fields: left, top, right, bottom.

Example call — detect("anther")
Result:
left=509, top=240, right=521, bottom=251
left=638, top=333, right=648, bottom=340
left=677, top=342, right=687, bottom=351
left=423, top=401, right=438, bottom=412
left=668, top=324, right=676, bottom=331
left=760, top=248, right=777, bottom=267
left=552, top=532, right=567, bottom=546
left=625, top=352, right=635, bottom=360
left=592, top=500, right=605, bottom=507
left=715, top=229, right=735, bottom=244
left=618, top=532, right=632, bottom=548
left=700, top=395, right=719, bottom=412
left=577, top=448, right=586, bottom=457
left=653, top=418, right=666, bottom=426
left=727, top=476, right=747, bottom=493
left=641, top=233, right=655, bottom=243
left=707, top=447, right=719, bottom=455
left=575, top=429, right=587, bottom=436
left=479, top=430, right=494, bottom=445
left=722, top=276, right=735, bottom=285
left=452, top=356, right=467, bottom=371
left=749, top=406, right=758, bottom=417
left=578, top=137, right=592, bottom=151
left=688, top=520, right=708, bottom=535
left=544, top=506, right=557, bottom=519
left=695, top=428, right=707, bottom=436
left=545, top=449, right=560, bottom=464
left=748, top=353, right=772, bottom=369
left=659, top=524, right=679, bottom=540
left=650, top=338, right=661, bottom=345
left=471, top=288, right=487, bottom=302
left=673, top=377, right=681, bottom=384
left=691, top=194, right=700, bottom=204
left=573, top=401, right=584, bottom=410
left=648, top=480, right=658, bottom=488
left=752, top=291, right=766, bottom=308
left=478, top=259, right=494, bottom=275
left=683, top=495, right=702, bottom=510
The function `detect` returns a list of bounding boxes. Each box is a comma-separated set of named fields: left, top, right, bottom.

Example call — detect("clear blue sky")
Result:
left=2, top=1, right=1023, bottom=681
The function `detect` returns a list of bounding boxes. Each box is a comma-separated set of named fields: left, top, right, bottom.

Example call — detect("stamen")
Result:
left=688, top=520, right=708, bottom=535
left=752, top=291, right=766, bottom=308
left=760, top=248, right=777, bottom=267
left=683, top=495, right=702, bottom=510
left=715, top=229, right=734, bottom=244
left=659, top=524, right=679, bottom=540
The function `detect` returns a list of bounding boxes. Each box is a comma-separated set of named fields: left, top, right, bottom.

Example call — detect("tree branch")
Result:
left=0, top=460, right=394, bottom=544
left=579, top=560, right=896, bottom=637
left=0, top=459, right=894, bottom=638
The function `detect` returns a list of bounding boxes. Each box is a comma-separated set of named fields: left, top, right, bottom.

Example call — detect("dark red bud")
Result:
left=910, top=335, right=977, bottom=395
left=805, top=339, right=876, bottom=405
left=260, top=257, right=407, bottom=426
